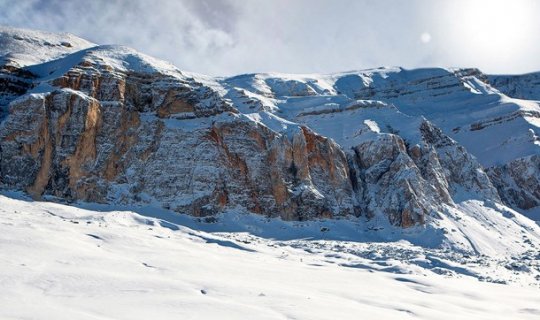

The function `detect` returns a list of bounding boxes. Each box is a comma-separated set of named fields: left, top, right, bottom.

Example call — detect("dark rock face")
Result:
left=343, top=120, right=500, bottom=227
left=488, top=155, right=540, bottom=210
left=488, top=73, right=540, bottom=100
left=0, top=65, right=35, bottom=120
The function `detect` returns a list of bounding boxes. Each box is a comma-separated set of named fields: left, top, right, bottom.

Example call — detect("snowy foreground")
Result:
left=1, top=194, right=540, bottom=320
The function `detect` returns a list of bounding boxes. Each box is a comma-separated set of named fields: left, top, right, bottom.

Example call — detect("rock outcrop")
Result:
left=487, top=155, right=540, bottom=210
left=488, top=72, right=540, bottom=101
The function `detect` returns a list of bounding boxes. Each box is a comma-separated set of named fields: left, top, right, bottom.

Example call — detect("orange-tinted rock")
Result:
left=157, top=90, right=195, bottom=118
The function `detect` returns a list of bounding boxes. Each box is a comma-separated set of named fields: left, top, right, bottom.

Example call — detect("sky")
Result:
left=1, top=0, right=539, bottom=76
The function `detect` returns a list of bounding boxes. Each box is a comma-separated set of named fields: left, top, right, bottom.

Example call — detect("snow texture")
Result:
left=1, top=194, right=540, bottom=320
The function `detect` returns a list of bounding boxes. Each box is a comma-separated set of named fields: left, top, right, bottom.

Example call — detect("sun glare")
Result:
left=445, top=0, right=536, bottom=67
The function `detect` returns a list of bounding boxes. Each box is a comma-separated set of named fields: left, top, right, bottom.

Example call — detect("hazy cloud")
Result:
left=1, top=0, right=539, bottom=75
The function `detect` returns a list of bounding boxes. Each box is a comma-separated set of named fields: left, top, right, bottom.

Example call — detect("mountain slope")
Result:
left=1, top=194, right=540, bottom=320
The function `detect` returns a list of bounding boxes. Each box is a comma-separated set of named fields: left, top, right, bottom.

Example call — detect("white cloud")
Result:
left=1, top=0, right=539, bottom=75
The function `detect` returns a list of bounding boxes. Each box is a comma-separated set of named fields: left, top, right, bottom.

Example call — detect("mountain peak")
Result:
left=0, top=25, right=95, bottom=68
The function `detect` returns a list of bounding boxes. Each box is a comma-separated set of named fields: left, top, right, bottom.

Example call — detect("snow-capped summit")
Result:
left=0, top=26, right=95, bottom=68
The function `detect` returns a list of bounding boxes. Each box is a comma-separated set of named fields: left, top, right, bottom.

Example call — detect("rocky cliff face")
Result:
left=488, top=72, right=540, bottom=101
left=1, top=27, right=540, bottom=230
left=487, top=155, right=540, bottom=210
left=0, top=43, right=361, bottom=221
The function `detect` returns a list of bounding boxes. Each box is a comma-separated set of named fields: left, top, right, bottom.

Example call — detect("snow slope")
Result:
left=0, top=26, right=95, bottom=68
left=1, top=194, right=540, bottom=320
left=26, top=44, right=184, bottom=81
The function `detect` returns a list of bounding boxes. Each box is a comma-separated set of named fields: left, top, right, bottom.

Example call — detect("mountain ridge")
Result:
left=1, top=26, right=540, bottom=256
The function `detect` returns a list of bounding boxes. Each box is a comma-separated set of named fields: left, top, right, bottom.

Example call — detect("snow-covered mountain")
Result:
left=2, top=25, right=540, bottom=319
left=1, top=26, right=540, bottom=254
